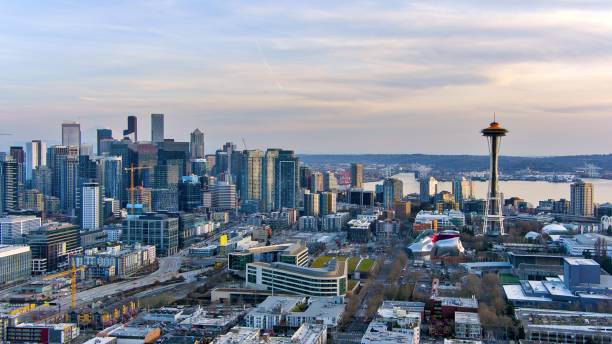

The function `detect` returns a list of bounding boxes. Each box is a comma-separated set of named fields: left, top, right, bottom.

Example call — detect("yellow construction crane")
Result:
left=124, top=165, right=154, bottom=215
left=43, top=264, right=85, bottom=309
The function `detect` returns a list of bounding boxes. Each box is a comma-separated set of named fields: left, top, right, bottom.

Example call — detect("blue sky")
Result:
left=1, top=0, right=611, bottom=155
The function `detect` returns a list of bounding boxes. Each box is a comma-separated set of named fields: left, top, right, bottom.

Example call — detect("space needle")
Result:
left=481, top=117, right=508, bottom=236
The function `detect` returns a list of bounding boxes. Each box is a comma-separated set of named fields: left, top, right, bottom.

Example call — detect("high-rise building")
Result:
left=122, top=213, right=179, bottom=256
left=262, top=149, right=279, bottom=212
left=303, top=191, right=320, bottom=217
left=123, top=115, right=138, bottom=141
left=310, top=172, right=324, bottom=193
left=96, top=129, right=112, bottom=155
left=2, top=157, right=23, bottom=212
left=211, top=181, right=237, bottom=210
left=383, top=178, right=403, bottom=209
left=55, top=155, right=79, bottom=216
left=299, top=166, right=311, bottom=190
left=100, top=156, right=122, bottom=200
left=178, top=175, right=202, bottom=212
left=350, top=163, right=364, bottom=188
left=9, top=147, right=26, bottom=189
left=48, top=145, right=80, bottom=200
left=190, top=159, right=207, bottom=178
left=151, top=113, right=164, bottom=143
left=28, top=223, right=80, bottom=272
left=419, top=176, right=438, bottom=203
left=9, top=147, right=25, bottom=165
left=571, top=180, right=594, bottom=217
left=276, top=150, right=299, bottom=209
left=61, top=121, right=81, bottom=147
left=32, top=166, right=52, bottom=197
left=452, top=177, right=473, bottom=205
left=25, top=140, right=46, bottom=181
left=81, top=182, right=102, bottom=230
left=241, top=150, right=264, bottom=202
left=24, top=189, right=44, bottom=212
left=323, top=171, right=338, bottom=192
left=190, top=128, right=205, bottom=159
left=482, top=120, right=508, bottom=236
left=319, top=192, right=337, bottom=216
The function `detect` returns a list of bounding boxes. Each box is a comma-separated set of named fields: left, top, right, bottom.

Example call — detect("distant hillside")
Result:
left=298, top=154, right=612, bottom=173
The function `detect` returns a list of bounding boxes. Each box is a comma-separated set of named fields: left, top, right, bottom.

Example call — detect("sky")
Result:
left=1, top=0, right=611, bottom=155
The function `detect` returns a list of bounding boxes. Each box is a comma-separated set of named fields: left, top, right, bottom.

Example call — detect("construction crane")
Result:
left=242, top=137, right=248, bottom=150
left=124, top=165, right=154, bottom=215
left=42, top=264, right=85, bottom=309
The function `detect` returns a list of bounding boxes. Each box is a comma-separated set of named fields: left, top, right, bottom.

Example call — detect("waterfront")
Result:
left=365, top=173, right=612, bottom=205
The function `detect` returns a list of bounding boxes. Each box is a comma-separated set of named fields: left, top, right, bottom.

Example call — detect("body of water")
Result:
left=364, top=173, right=612, bottom=205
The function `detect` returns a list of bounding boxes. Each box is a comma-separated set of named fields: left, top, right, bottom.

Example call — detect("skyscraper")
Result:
left=319, top=191, right=337, bottom=216
left=9, top=146, right=26, bottom=189
left=452, top=176, right=473, bottom=205
left=241, top=150, right=264, bottom=202
left=571, top=180, right=594, bottom=217
left=383, top=178, right=403, bottom=209
left=310, top=171, right=324, bottom=193
left=262, top=149, right=279, bottom=212
left=2, top=157, right=23, bottom=211
left=96, top=129, right=112, bottom=155
left=123, top=115, right=138, bottom=141
left=100, top=156, right=123, bottom=200
left=482, top=119, right=508, bottom=236
left=190, top=129, right=205, bottom=159
left=62, top=121, right=81, bottom=147
left=350, top=163, right=364, bottom=188
left=419, top=176, right=438, bottom=203
left=81, top=182, right=102, bottom=230
left=323, top=171, right=338, bottom=192
left=303, top=191, right=320, bottom=217
left=151, top=113, right=164, bottom=143
left=276, top=150, right=299, bottom=209
left=26, top=140, right=46, bottom=181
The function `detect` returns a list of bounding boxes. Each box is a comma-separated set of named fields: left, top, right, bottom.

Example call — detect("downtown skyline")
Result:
left=1, top=0, right=612, bottom=155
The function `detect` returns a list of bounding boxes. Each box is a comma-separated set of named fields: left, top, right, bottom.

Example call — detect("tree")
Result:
left=583, top=250, right=593, bottom=259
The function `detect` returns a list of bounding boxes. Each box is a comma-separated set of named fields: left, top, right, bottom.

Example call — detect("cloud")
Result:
left=0, top=0, right=611, bottom=154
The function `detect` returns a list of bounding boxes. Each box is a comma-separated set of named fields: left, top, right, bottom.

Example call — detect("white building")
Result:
left=414, top=210, right=465, bottom=228
left=455, top=312, right=481, bottom=340
left=82, top=183, right=101, bottom=230
left=560, top=233, right=612, bottom=258
left=0, top=216, right=41, bottom=244
left=245, top=296, right=345, bottom=330
left=215, top=324, right=327, bottom=344
left=361, top=301, right=422, bottom=344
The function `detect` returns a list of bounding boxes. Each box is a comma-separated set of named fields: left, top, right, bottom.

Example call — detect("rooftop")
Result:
left=455, top=312, right=481, bottom=325
left=564, top=257, right=599, bottom=266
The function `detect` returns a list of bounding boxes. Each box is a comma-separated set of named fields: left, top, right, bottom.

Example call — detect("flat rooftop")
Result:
left=455, top=312, right=481, bottom=325
left=564, top=257, right=599, bottom=266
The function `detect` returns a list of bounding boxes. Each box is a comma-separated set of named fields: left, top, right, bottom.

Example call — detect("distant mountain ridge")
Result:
left=298, top=154, right=612, bottom=173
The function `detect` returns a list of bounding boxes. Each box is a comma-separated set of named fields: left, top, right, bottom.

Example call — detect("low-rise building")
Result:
left=0, top=216, right=41, bottom=245
left=454, top=312, right=481, bottom=340
left=73, top=244, right=156, bottom=279
left=361, top=301, right=421, bottom=344
left=321, top=213, right=350, bottom=232
left=246, top=259, right=348, bottom=297
left=516, top=308, right=612, bottom=344
left=229, top=243, right=308, bottom=274
left=0, top=245, right=31, bottom=285
left=6, top=323, right=79, bottom=344
left=214, top=324, right=327, bottom=344
left=245, top=296, right=345, bottom=330
left=299, top=216, right=318, bottom=231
